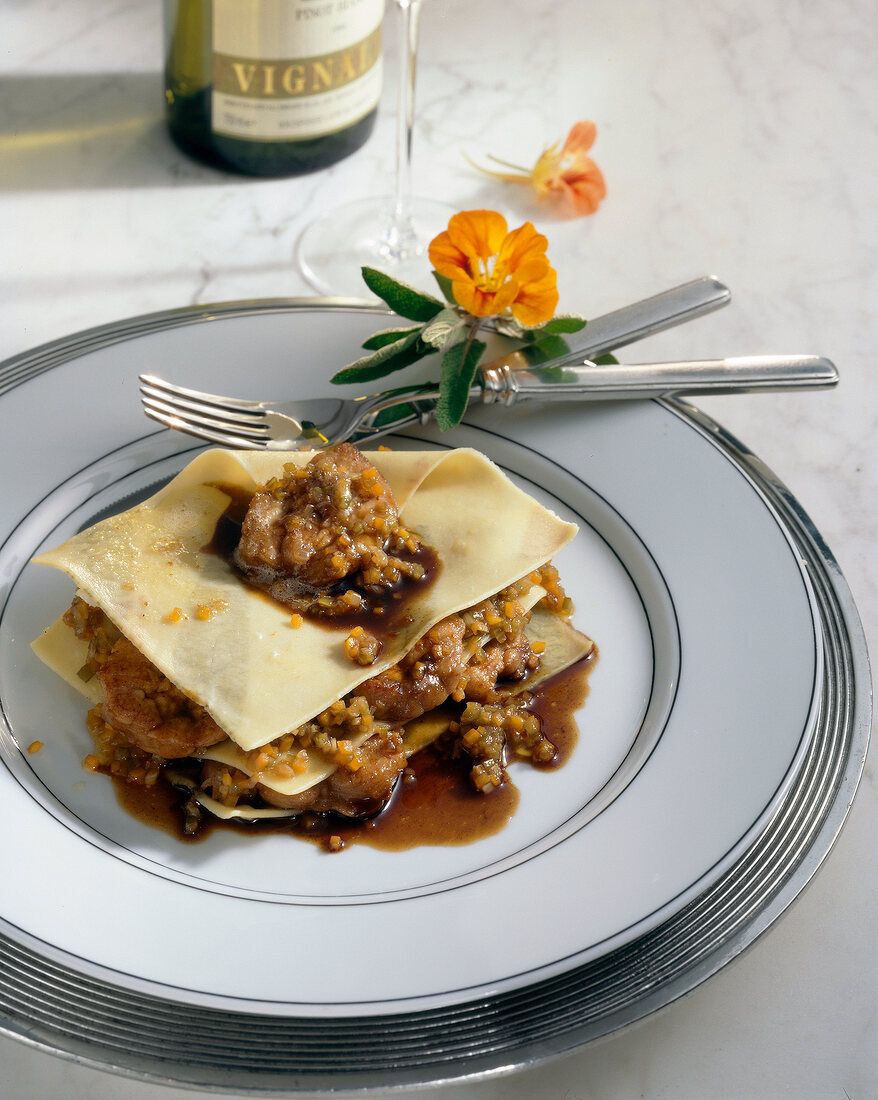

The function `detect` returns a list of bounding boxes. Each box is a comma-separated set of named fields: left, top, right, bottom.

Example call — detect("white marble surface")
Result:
left=1, top=0, right=876, bottom=1096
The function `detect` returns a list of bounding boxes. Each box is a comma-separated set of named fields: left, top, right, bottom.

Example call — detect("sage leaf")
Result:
left=432, top=269, right=456, bottom=303
left=492, top=315, right=529, bottom=340
left=370, top=402, right=417, bottom=429
left=331, top=327, right=428, bottom=384
left=539, top=314, right=587, bottom=334
left=529, top=366, right=579, bottom=383
left=528, top=333, right=573, bottom=363
left=494, top=312, right=586, bottom=340
left=436, top=337, right=486, bottom=432
left=421, top=307, right=467, bottom=350
left=361, top=324, right=423, bottom=350
left=361, top=267, right=444, bottom=322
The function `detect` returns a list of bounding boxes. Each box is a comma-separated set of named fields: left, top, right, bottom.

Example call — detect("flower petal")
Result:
left=562, top=120, right=597, bottom=155
left=446, top=209, right=509, bottom=263
left=488, top=278, right=520, bottom=315
left=429, top=209, right=560, bottom=323
left=428, top=230, right=470, bottom=280
left=498, top=221, right=550, bottom=268
left=531, top=147, right=561, bottom=197
left=512, top=256, right=551, bottom=285
left=453, top=280, right=503, bottom=318
left=560, top=158, right=607, bottom=215
left=511, top=268, right=559, bottom=326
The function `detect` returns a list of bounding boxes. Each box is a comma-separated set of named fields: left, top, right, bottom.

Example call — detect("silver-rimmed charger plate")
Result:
left=0, top=301, right=870, bottom=1093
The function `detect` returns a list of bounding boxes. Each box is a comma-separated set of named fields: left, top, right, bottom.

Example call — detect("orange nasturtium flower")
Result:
left=471, top=120, right=606, bottom=218
left=333, top=208, right=582, bottom=433
left=428, top=209, right=559, bottom=326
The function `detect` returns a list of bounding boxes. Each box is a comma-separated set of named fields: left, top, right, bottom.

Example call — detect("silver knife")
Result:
left=484, top=274, right=732, bottom=372
left=353, top=275, right=734, bottom=439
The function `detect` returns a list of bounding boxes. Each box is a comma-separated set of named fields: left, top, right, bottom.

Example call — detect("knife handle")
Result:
left=479, top=275, right=732, bottom=375
left=480, top=355, right=839, bottom=404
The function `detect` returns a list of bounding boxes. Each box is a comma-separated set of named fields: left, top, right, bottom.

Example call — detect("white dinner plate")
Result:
left=0, top=302, right=869, bottom=1092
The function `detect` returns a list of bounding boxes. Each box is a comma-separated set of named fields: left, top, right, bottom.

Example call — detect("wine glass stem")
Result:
left=386, top=0, right=424, bottom=260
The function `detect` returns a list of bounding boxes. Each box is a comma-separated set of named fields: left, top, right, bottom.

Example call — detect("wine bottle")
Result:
left=163, top=0, right=383, bottom=177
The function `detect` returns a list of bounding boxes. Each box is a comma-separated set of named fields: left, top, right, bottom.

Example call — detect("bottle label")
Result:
left=211, top=0, right=383, bottom=142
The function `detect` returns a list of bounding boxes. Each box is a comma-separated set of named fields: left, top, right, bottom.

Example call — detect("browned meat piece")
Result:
left=498, top=632, right=538, bottom=680
left=235, top=443, right=402, bottom=590
left=358, top=616, right=468, bottom=722
left=454, top=642, right=506, bottom=704
left=255, top=729, right=407, bottom=817
left=359, top=614, right=541, bottom=721
left=460, top=633, right=538, bottom=703
left=98, top=637, right=226, bottom=758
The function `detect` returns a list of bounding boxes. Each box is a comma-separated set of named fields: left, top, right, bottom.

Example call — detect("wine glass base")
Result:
left=297, top=196, right=456, bottom=298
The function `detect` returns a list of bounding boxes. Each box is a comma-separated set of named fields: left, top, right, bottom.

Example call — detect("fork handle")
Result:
left=479, top=355, right=838, bottom=404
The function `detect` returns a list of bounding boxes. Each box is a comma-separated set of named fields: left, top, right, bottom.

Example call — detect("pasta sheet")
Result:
left=32, top=448, right=577, bottom=752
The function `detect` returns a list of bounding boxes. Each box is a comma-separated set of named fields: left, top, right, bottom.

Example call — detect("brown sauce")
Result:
left=109, top=652, right=596, bottom=853
left=203, top=483, right=441, bottom=639
left=112, top=764, right=202, bottom=843
left=330, top=738, right=522, bottom=851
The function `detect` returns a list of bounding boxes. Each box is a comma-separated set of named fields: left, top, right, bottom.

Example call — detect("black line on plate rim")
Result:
left=0, top=347, right=866, bottom=1091
left=0, top=415, right=820, bottom=1011
left=0, top=428, right=675, bottom=907
left=0, top=305, right=829, bottom=1017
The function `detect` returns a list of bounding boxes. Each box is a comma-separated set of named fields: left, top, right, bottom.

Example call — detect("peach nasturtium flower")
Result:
left=428, top=209, right=559, bottom=326
left=471, top=119, right=606, bottom=217
left=532, top=120, right=606, bottom=215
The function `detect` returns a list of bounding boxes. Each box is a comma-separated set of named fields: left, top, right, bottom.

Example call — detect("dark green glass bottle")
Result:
left=163, top=0, right=383, bottom=177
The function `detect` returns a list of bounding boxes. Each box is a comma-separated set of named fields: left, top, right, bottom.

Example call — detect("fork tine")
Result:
left=142, top=403, right=268, bottom=449
left=139, top=373, right=265, bottom=414
left=140, top=382, right=266, bottom=428
left=142, top=396, right=270, bottom=443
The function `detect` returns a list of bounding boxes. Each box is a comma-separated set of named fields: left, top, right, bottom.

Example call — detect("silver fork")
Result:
left=139, top=276, right=836, bottom=450
left=141, top=351, right=837, bottom=451
left=141, top=277, right=735, bottom=449
left=139, top=374, right=442, bottom=449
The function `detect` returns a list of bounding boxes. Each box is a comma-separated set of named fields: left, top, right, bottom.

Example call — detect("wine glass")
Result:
left=297, top=0, right=454, bottom=297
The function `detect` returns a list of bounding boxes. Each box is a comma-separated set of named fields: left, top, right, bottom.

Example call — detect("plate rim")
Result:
left=0, top=299, right=870, bottom=1093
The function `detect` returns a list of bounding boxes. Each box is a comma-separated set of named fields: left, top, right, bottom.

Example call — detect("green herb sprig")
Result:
left=330, top=267, right=593, bottom=433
